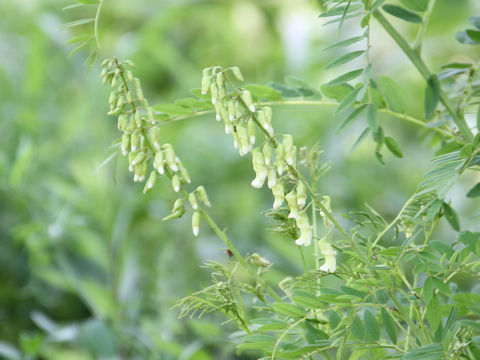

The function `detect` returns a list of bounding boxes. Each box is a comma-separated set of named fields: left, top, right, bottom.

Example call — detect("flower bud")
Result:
left=275, top=143, right=285, bottom=175
left=272, top=181, right=285, bottom=210
left=134, top=111, right=142, bottom=128
left=126, top=91, right=133, bottom=104
left=210, top=84, right=219, bottom=104
left=247, top=118, right=256, bottom=145
left=172, top=198, right=185, bottom=213
left=216, top=72, right=225, bottom=87
left=296, top=182, right=307, bottom=209
left=163, top=144, right=178, bottom=172
left=230, top=66, right=244, bottom=82
left=232, top=131, right=239, bottom=150
left=237, top=124, right=250, bottom=156
left=153, top=150, right=165, bottom=174
left=131, top=151, right=145, bottom=166
left=192, top=211, right=201, bottom=236
left=241, top=90, right=255, bottom=112
left=133, top=78, right=144, bottom=101
left=263, top=142, right=273, bottom=165
left=143, top=171, right=157, bottom=193
left=134, top=161, right=148, bottom=182
left=109, top=92, right=118, bottom=106
left=130, top=130, right=142, bottom=152
left=285, top=145, right=297, bottom=167
left=195, top=186, right=211, bottom=207
left=267, top=166, right=276, bottom=188
left=228, top=101, right=237, bottom=121
left=249, top=253, right=272, bottom=267
left=121, top=131, right=131, bottom=155
left=201, top=75, right=212, bottom=95
left=295, top=211, right=312, bottom=246
left=258, top=107, right=273, bottom=135
left=178, top=161, right=191, bottom=183
left=117, top=114, right=128, bottom=131
left=171, top=174, right=181, bottom=192
left=251, top=148, right=267, bottom=188
left=319, top=196, right=332, bottom=227
left=285, top=190, right=300, bottom=219
left=319, top=237, right=337, bottom=272
left=188, top=192, right=199, bottom=210
left=147, top=108, right=155, bottom=124
left=128, top=151, right=137, bottom=172
left=149, top=127, right=161, bottom=150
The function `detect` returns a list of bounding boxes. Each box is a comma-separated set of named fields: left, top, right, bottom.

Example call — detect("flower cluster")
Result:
left=101, top=58, right=210, bottom=236
left=201, top=66, right=314, bottom=247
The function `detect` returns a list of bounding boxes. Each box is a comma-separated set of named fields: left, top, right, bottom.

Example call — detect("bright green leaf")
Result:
left=327, top=69, right=364, bottom=86
left=385, top=136, right=404, bottom=158
left=366, top=103, right=379, bottom=132
left=383, top=4, right=423, bottom=23
left=363, top=310, right=380, bottom=342
left=443, top=202, right=460, bottom=231
left=381, top=308, right=397, bottom=344
left=243, top=84, right=282, bottom=101
left=325, top=50, right=365, bottom=70
left=378, top=76, right=407, bottom=113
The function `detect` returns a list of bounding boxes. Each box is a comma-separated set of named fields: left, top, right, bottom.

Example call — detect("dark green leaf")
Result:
left=426, top=294, right=440, bottom=331
left=401, top=343, right=443, bottom=359
left=337, top=104, right=367, bottom=133
left=456, top=30, right=480, bottom=45
left=272, top=302, right=305, bottom=318
left=63, top=18, right=95, bottom=28
left=351, top=314, right=364, bottom=339
left=243, top=84, right=282, bottom=101
left=466, top=29, right=480, bottom=42
left=443, top=202, right=460, bottom=231
left=424, top=277, right=433, bottom=304
left=267, top=82, right=301, bottom=98
left=366, top=103, right=379, bottom=132
left=174, top=98, right=212, bottom=110
left=440, top=62, right=472, bottom=69
left=327, top=69, right=364, bottom=86
left=321, top=84, right=353, bottom=101
left=154, top=104, right=194, bottom=116
left=381, top=308, right=397, bottom=344
left=378, top=76, right=407, bottom=113
left=425, top=75, right=440, bottom=119
left=384, top=136, right=403, bottom=158
left=382, top=4, right=423, bottom=23
left=351, top=128, right=370, bottom=152
left=470, top=15, right=480, bottom=29
left=323, top=35, right=365, bottom=51
left=467, top=182, right=480, bottom=198
left=400, top=0, right=428, bottom=12
left=335, top=86, right=364, bottom=114
left=325, top=50, right=365, bottom=70
left=458, top=231, right=480, bottom=253
left=328, top=311, right=341, bottom=330
left=363, top=310, right=380, bottom=341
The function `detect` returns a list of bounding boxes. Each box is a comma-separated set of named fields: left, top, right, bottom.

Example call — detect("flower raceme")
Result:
left=201, top=66, right=335, bottom=268
left=101, top=58, right=210, bottom=236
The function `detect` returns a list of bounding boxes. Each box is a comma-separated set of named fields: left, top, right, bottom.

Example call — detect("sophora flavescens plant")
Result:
left=71, top=0, right=480, bottom=358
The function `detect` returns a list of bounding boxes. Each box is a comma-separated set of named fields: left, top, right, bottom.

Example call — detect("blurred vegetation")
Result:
left=1, top=0, right=479, bottom=359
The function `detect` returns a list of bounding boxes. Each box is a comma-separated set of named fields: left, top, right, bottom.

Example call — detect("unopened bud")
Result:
left=263, top=142, right=273, bottom=165
left=247, top=118, right=256, bottom=145
left=149, top=127, right=161, bottom=150
left=178, top=161, right=191, bottom=183
left=237, top=124, right=250, bottom=156
left=143, top=171, right=157, bottom=193
left=296, top=182, right=307, bottom=209
left=241, top=90, right=255, bottom=112
left=275, top=143, right=285, bottom=175
left=319, top=196, right=332, bottom=227
left=131, top=151, right=145, bottom=166
left=251, top=148, right=267, bottom=188
left=121, top=131, right=131, bottom=155
left=192, top=211, right=201, bottom=236
left=147, top=108, right=155, bottom=124
left=172, top=174, right=181, bottom=192
left=295, top=211, right=312, bottom=246
left=272, top=181, right=285, bottom=210
left=216, top=72, right=225, bottom=87
left=130, top=130, right=142, bottom=152
left=195, top=186, right=211, bottom=207
left=228, top=101, right=237, bottom=121
left=249, top=253, right=271, bottom=267
left=267, top=166, right=277, bottom=188
left=188, top=192, right=199, bottom=210
left=153, top=151, right=165, bottom=174
left=285, top=145, right=297, bottom=167
left=230, top=66, right=244, bottom=82
left=172, top=198, right=185, bottom=213
left=117, top=114, right=128, bottom=131
left=285, top=190, right=300, bottom=219
left=128, top=151, right=137, bottom=172
left=210, top=84, right=219, bottom=104
left=163, top=144, right=178, bottom=172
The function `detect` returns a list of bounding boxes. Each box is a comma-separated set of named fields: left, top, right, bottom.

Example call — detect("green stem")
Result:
left=94, top=0, right=103, bottom=49
left=413, top=0, right=436, bottom=53
left=158, top=100, right=458, bottom=140
left=200, top=209, right=281, bottom=301
left=373, top=11, right=474, bottom=142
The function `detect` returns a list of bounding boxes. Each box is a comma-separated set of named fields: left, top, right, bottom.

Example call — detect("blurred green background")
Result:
left=1, top=0, right=479, bottom=359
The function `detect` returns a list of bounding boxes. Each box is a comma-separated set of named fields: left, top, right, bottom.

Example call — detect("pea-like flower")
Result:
left=318, top=238, right=337, bottom=273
